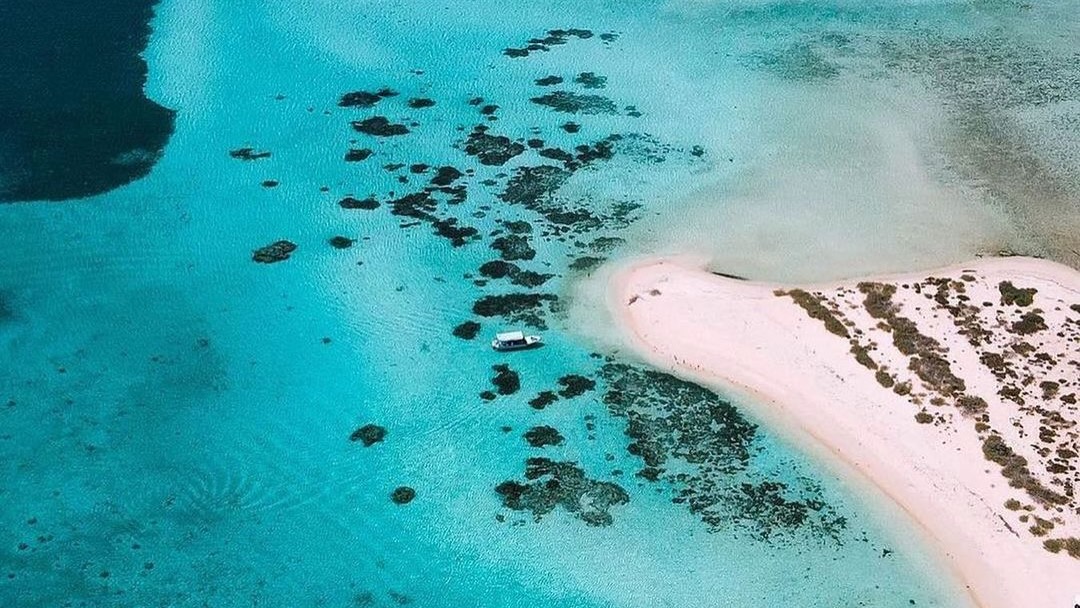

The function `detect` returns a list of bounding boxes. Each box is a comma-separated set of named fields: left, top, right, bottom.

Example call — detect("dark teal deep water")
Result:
left=3, top=0, right=1078, bottom=605
left=0, top=1, right=174, bottom=201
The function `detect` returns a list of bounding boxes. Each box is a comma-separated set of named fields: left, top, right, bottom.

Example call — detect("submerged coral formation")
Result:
left=490, top=364, right=521, bottom=396
left=252, top=240, right=297, bottom=263
left=495, top=458, right=629, bottom=526
left=599, top=363, right=847, bottom=541
left=350, top=424, right=387, bottom=446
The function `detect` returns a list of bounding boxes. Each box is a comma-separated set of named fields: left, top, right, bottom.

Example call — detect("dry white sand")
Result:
left=608, top=255, right=1080, bottom=608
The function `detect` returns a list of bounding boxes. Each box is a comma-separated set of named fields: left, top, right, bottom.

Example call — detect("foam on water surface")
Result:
left=3, top=0, right=1078, bottom=605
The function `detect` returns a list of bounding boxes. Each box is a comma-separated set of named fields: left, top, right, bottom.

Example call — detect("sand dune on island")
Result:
left=608, top=255, right=1080, bottom=608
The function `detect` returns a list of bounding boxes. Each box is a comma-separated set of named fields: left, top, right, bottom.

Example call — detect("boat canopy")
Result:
left=496, top=331, right=526, bottom=342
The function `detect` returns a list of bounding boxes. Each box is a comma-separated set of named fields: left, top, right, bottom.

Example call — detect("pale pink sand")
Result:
left=609, top=255, right=1080, bottom=608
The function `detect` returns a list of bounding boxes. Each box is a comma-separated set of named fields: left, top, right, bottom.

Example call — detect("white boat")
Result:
left=491, top=330, right=543, bottom=351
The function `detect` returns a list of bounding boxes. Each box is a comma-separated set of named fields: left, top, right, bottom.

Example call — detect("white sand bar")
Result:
left=610, top=256, right=1080, bottom=608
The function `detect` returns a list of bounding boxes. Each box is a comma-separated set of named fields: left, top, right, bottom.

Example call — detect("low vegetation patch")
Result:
left=998, top=281, right=1037, bottom=307
left=982, top=435, right=1068, bottom=507
left=777, top=289, right=849, bottom=338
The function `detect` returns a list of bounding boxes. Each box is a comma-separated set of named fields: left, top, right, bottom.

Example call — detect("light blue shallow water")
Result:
left=3, top=0, right=1078, bottom=606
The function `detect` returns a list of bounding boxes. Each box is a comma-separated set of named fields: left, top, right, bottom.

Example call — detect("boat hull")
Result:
left=491, top=336, right=543, bottom=351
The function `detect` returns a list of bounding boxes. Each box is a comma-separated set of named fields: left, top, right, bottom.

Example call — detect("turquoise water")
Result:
left=4, top=0, right=1078, bottom=605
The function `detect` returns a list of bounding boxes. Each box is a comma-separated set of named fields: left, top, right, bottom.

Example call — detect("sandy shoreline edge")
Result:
left=605, top=255, right=1080, bottom=608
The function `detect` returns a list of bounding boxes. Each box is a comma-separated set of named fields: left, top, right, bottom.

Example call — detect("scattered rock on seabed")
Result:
left=350, top=424, right=387, bottom=446
left=352, top=116, right=410, bottom=136
left=252, top=240, right=296, bottom=263
left=391, top=486, right=416, bottom=504
left=329, top=236, right=354, bottom=249
left=453, top=321, right=481, bottom=339
left=339, top=196, right=380, bottom=210
left=491, top=364, right=521, bottom=395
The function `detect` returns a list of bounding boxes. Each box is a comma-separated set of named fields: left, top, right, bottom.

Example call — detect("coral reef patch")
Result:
left=350, top=424, right=387, bottom=446
left=252, top=240, right=297, bottom=263
left=495, top=458, right=628, bottom=526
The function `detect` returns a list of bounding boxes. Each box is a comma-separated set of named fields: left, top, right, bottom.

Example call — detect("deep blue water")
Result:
left=3, top=0, right=1078, bottom=606
left=0, top=1, right=174, bottom=202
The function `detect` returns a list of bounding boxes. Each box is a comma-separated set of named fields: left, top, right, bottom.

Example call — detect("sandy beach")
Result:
left=609, top=255, right=1080, bottom=608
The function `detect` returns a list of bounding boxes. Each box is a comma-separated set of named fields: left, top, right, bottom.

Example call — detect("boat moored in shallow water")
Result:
left=491, top=331, right=542, bottom=351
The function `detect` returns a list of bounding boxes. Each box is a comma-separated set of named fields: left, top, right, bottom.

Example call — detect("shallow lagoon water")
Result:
left=2, top=0, right=1078, bottom=606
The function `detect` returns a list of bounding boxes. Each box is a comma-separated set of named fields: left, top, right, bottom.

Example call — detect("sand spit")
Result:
left=610, top=256, right=1080, bottom=608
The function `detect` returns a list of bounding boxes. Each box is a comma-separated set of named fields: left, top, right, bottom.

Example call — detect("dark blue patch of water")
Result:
left=0, top=1, right=174, bottom=202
